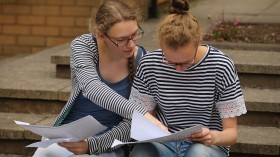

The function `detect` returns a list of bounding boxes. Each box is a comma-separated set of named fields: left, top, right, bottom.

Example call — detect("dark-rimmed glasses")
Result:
left=104, top=26, right=144, bottom=47
left=162, top=47, right=198, bottom=71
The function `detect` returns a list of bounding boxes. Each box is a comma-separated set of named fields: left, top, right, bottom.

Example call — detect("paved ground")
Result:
left=139, top=0, right=280, bottom=51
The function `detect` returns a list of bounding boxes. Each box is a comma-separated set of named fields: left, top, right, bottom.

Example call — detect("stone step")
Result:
left=0, top=112, right=56, bottom=155
left=0, top=75, right=279, bottom=126
left=238, top=87, right=280, bottom=127
left=0, top=155, right=31, bottom=157
left=206, top=41, right=280, bottom=52
left=51, top=48, right=280, bottom=89
left=225, top=49, right=280, bottom=89
left=0, top=42, right=71, bottom=115
left=50, top=46, right=70, bottom=78
left=1, top=58, right=279, bottom=125
left=0, top=112, right=279, bottom=156
left=230, top=125, right=280, bottom=156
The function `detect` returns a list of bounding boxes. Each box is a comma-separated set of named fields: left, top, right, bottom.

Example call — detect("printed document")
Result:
left=15, top=115, right=107, bottom=148
left=111, top=111, right=202, bottom=147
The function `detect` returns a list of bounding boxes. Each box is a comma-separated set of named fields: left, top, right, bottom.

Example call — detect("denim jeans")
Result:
left=129, top=141, right=227, bottom=157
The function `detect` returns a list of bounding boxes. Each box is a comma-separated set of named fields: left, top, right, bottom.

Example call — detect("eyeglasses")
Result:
left=104, top=26, right=144, bottom=47
left=162, top=47, right=198, bottom=71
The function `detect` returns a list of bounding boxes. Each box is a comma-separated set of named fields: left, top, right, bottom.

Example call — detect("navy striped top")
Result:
left=129, top=45, right=247, bottom=155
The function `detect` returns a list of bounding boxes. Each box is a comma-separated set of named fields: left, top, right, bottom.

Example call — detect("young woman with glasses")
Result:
left=129, top=0, right=247, bottom=157
left=32, top=1, right=165, bottom=157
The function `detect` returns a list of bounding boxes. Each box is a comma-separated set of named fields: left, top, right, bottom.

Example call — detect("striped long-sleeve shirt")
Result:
left=53, top=34, right=148, bottom=154
left=129, top=45, right=247, bottom=155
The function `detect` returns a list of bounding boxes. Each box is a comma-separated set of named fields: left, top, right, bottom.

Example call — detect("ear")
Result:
left=96, top=31, right=105, bottom=38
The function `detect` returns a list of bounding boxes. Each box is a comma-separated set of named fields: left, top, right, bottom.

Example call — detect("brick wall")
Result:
left=0, top=0, right=149, bottom=56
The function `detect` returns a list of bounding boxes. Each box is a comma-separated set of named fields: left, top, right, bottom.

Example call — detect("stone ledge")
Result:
left=0, top=154, right=31, bottom=157
left=51, top=46, right=280, bottom=78
left=225, top=50, right=280, bottom=75
left=0, top=112, right=56, bottom=141
left=231, top=125, right=280, bottom=155
left=205, top=41, right=280, bottom=52
left=50, top=46, right=70, bottom=65
left=0, top=42, right=71, bottom=100
left=243, top=88, right=280, bottom=113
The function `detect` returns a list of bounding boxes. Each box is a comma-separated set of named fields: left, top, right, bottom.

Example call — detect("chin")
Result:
left=124, top=51, right=134, bottom=58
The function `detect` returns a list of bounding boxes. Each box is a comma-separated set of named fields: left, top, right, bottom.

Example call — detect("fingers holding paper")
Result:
left=58, top=139, right=89, bottom=155
left=187, top=127, right=215, bottom=146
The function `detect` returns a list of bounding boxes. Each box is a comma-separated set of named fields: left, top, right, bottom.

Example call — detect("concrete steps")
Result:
left=225, top=49, right=280, bottom=89
left=231, top=125, right=280, bottom=156
left=0, top=112, right=56, bottom=156
left=0, top=36, right=279, bottom=156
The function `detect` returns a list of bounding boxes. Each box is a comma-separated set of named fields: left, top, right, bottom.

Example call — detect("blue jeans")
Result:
left=129, top=141, right=227, bottom=157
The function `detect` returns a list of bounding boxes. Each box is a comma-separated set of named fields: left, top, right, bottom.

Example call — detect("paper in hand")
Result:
left=15, top=115, right=107, bottom=148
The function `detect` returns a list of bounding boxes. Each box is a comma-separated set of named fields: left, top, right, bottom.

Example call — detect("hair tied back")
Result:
left=168, top=0, right=190, bottom=15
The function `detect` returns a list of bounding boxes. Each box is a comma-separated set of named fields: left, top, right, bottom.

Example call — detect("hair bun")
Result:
left=168, top=0, right=189, bottom=14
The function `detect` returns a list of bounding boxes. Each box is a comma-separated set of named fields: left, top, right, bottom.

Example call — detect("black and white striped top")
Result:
left=129, top=45, right=247, bottom=155
left=53, top=34, right=148, bottom=154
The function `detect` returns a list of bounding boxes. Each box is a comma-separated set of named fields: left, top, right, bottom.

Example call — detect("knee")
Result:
left=185, top=143, right=209, bottom=157
left=129, top=143, right=159, bottom=157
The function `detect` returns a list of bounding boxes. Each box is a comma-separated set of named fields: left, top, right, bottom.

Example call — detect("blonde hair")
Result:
left=89, top=0, right=141, bottom=84
left=89, top=0, right=141, bottom=34
left=158, top=0, right=202, bottom=49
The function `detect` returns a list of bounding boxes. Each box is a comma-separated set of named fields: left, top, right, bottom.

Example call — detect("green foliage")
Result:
left=204, top=15, right=240, bottom=42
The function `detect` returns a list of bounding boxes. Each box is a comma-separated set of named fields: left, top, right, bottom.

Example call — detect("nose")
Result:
left=126, top=38, right=135, bottom=48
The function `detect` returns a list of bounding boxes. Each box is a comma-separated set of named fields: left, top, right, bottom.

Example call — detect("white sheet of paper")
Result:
left=131, top=111, right=171, bottom=141
left=111, top=111, right=202, bottom=147
left=27, top=138, right=73, bottom=148
left=15, top=115, right=107, bottom=148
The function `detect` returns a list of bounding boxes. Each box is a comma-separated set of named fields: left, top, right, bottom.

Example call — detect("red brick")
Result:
left=0, top=15, right=16, bottom=24
left=17, top=36, right=46, bottom=46
left=3, top=5, right=31, bottom=14
left=3, top=45, right=32, bottom=54
left=32, top=5, right=60, bottom=15
left=0, top=0, right=16, bottom=4
left=75, top=17, right=89, bottom=27
left=32, top=26, right=60, bottom=36
left=46, top=0, right=75, bottom=5
left=3, top=25, right=30, bottom=35
left=0, top=35, right=16, bottom=45
left=61, top=27, right=87, bottom=37
left=61, top=6, right=91, bottom=16
left=17, top=15, right=45, bottom=25
left=47, top=16, right=74, bottom=26
left=76, top=0, right=100, bottom=6
left=47, top=37, right=73, bottom=47
left=17, top=0, right=46, bottom=5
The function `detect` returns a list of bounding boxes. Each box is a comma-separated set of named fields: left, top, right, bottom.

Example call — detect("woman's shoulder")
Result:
left=207, top=45, right=236, bottom=73
left=207, top=45, right=235, bottom=64
left=144, top=48, right=162, bottom=57
left=138, top=48, right=163, bottom=66
left=71, top=33, right=97, bottom=46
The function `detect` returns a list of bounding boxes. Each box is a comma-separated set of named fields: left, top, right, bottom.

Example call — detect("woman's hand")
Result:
left=58, top=139, right=88, bottom=155
left=188, top=127, right=216, bottom=146
left=188, top=117, right=238, bottom=146
left=144, top=112, right=169, bottom=132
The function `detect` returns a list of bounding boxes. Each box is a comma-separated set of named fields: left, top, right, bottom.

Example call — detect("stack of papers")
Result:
left=15, top=115, right=107, bottom=148
left=15, top=112, right=202, bottom=149
left=111, top=111, right=202, bottom=147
